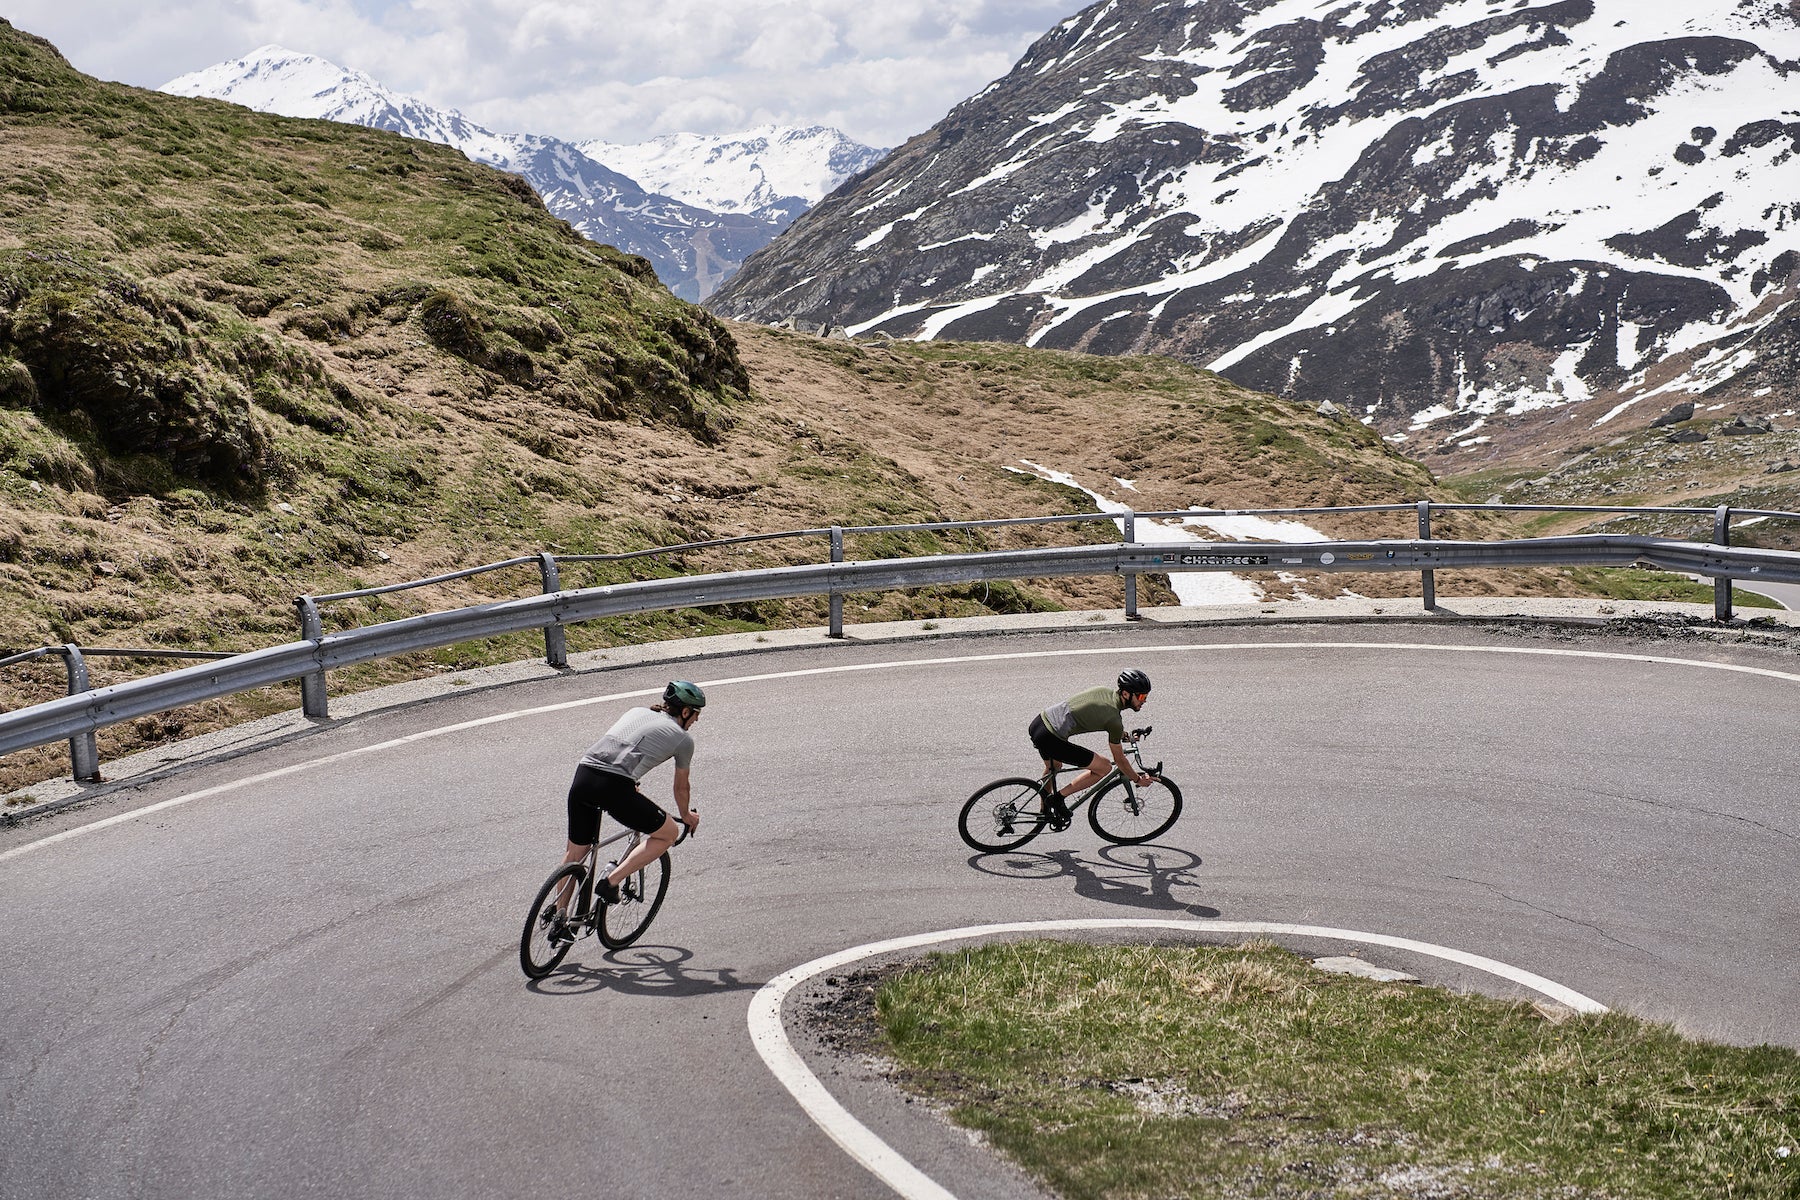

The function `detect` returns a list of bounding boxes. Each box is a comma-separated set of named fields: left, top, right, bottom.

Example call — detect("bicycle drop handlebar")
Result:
left=1124, top=728, right=1161, bottom=777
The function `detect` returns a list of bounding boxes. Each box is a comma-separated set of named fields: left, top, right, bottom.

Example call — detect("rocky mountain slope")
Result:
left=160, top=47, right=883, bottom=300
left=711, top=0, right=1800, bottom=467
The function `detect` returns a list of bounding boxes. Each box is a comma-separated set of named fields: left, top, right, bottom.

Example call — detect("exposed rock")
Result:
left=1650, top=402, right=1697, bottom=428
left=1767, top=458, right=1797, bottom=473
left=1667, top=428, right=1709, bottom=443
left=1718, top=415, right=1772, bottom=435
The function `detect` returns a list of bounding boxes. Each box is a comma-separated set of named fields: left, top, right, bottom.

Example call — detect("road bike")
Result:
left=519, top=821, right=689, bottom=979
left=958, top=726, right=1183, bottom=852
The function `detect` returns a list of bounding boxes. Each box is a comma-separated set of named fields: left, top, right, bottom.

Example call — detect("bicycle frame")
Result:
left=552, top=817, right=693, bottom=919
left=1040, top=727, right=1162, bottom=811
left=553, top=824, right=644, bottom=919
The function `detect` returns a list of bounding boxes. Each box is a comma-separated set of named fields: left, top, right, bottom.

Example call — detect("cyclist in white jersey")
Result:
left=546, top=680, right=704, bottom=937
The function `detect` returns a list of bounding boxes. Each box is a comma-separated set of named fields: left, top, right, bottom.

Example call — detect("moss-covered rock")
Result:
left=0, top=251, right=272, bottom=491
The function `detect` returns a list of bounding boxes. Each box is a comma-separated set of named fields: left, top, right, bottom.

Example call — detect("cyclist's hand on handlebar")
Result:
left=681, top=809, right=700, bottom=838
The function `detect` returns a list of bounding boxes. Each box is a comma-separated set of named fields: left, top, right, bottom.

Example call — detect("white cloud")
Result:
left=6, top=0, right=1078, bottom=146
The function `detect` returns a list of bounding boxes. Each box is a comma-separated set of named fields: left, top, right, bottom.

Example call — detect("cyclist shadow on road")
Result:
left=526, top=943, right=757, bottom=998
left=966, top=843, right=1220, bottom=916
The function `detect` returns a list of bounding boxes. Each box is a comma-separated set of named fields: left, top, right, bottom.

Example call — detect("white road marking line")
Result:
left=9, top=639, right=1798, bottom=863
left=747, top=919, right=1607, bottom=1200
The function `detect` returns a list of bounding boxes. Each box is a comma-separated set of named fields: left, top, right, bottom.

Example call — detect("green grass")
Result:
left=874, top=941, right=1800, bottom=1199
left=1559, top=567, right=1783, bottom=609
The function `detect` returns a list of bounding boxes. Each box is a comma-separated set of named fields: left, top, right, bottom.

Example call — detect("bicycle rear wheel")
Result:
left=1088, top=775, right=1183, bottom=844
left=958, top=778, right=1051, bottom=852
left=598, top=853, right=671, bottom=949
left=521, top=862, right=585, bottom=979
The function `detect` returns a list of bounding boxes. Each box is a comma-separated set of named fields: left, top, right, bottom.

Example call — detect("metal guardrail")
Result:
left=0, top=644, right=238, bottom=784
left=3, top=502, right=1798, bottom=787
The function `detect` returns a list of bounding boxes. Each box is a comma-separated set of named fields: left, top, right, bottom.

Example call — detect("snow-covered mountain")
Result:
left=579, top=126, right=886, bottom=226
left=160, top=48, right=883, bottom=301
left=711, top=0, right=1800, bottom=462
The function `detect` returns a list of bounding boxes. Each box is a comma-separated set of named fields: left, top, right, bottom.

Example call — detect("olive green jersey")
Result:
left=1041, top=685, right=1125, bottom=744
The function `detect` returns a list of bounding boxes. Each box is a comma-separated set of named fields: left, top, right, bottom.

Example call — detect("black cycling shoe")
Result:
left=1041, top=787, right=1072, bottom=831
left=596, top=874, right=621, bottom=905
left=546, top=914, right=575, bottom=946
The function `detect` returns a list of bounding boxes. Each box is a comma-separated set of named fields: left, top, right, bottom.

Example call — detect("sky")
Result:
left=5, top=0, right=1083, bottom=148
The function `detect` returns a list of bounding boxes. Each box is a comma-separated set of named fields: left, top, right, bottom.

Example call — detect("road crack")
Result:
left=1444, top=875, right=1655, bottom=958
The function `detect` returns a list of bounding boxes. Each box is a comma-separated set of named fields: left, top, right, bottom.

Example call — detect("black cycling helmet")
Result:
left=663, top=680, right=706, bottom=709
left=1117, top=669, right=1151, bottom=695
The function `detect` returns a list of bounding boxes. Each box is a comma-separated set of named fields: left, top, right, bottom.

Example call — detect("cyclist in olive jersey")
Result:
left=545, top=680, right=705, bottom=941
left=1029, top=669, right=1155, bottom=829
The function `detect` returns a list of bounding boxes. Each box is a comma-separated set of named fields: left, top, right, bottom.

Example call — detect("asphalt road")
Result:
left=3, top=622, right=1797, bottom=1200
left=1740, top=579, right=1800, bottom=610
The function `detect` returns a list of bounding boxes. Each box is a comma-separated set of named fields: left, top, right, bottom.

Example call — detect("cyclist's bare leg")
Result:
left=1053, top=752, right=1110, bottom=800
left=548, top=839, right=589, bottom=914
left=605, top=815, right=679, bottom=886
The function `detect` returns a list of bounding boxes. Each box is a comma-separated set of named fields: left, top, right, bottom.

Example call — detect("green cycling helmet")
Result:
left=664, top=680, right=706, bottom=709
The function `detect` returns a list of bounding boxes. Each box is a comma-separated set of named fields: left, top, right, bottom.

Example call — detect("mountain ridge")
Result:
left=578, top=125, right=887, bottom=226
left=711, top=0, right=1800, bottom=466
left=160, top=47, right=885, bottom=300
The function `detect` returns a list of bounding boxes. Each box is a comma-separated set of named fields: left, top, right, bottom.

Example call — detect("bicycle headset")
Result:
left=664, top=680, right=706, bottom=708
left=1117, top=669, right=1151, bottom=694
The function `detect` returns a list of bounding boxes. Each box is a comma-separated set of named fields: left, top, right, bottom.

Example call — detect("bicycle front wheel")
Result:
left=598, top=853, right=671, bottom=949
left=958, top=778, right=1051, bottom=852
left=521, top=862, right=586, bottom=979
left=1088, top=775, right=1183, bottom=844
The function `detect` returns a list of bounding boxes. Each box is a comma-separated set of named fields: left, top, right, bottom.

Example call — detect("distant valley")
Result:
left=160, top=48, right=886, bottom=301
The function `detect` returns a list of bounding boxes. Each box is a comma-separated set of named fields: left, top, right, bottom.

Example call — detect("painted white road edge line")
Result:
left=748, top=919, right=1608, bottom=1200
left=11, top=638, right=1799, bottom=863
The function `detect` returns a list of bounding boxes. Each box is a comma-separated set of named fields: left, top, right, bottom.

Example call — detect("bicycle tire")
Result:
left=598, top=853, right=671, bottom=949
left=521, top=862, right=586, bottom=979
left=1087, top=774, right=1183, bottom=844
left=958, top=777, right=1052, bottom=852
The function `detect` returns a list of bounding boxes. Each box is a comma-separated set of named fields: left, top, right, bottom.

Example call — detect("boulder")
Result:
left=1717, top=415, right=1771, bottom=436
left=1650, top=401, right=1696, bottom=428
left=1666, top=427, right=1708, bottom=443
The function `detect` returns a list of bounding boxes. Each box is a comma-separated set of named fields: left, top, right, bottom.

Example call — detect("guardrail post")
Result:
left=828, top=526, right=845, bottom=638
left=538, top=553, right=568, bottom=668
left=1417, top=500, right=1437, bottom=611
left=1123, top=511, right=1140, bottom=620
left=1713, top=505, right=1733, bottom=622
left=296, top=596, right=329, bottom=719
left=60, top=644, right=100, bottom=782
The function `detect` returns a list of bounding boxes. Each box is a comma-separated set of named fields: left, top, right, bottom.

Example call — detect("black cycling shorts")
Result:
left=1028, top=714, right=1104, bottom=769
left=566, top=764, right=670, bottom=845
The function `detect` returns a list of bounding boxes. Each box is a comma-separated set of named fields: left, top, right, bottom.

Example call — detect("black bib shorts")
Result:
left=566, top=763, right=670, bottom=845
left=1028, top=714, right=1103, bottom=769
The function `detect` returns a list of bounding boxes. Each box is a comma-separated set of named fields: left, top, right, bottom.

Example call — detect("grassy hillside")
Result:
left=0, top=20, right=1698, bottom=794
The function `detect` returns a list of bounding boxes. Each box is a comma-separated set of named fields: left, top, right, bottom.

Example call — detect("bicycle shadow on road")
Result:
left=527, top=943, right=757, bottom=998
left=965, top=843, right=1220, bottom=916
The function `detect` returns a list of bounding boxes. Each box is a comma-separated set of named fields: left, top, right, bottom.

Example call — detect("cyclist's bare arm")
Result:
left=1108, top=740, right=1151, bottom=786
left=672, top=766, right=698, bottom=831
